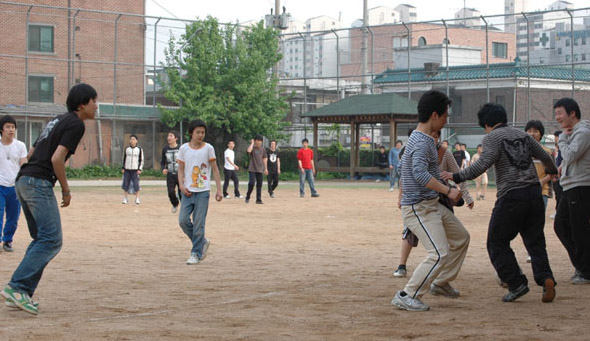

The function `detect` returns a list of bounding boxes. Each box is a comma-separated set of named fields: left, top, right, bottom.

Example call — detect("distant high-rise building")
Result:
left=505, top=0, right=529, bottom=33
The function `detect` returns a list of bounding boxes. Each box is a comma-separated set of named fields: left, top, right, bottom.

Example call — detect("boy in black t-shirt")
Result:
left=161, top=131, right=181, bottom=212
left=1, top=83, right=97, bottom=315
left=452, top=142, right=466, bottom=169
left=266, top=140, right=280, bottom=198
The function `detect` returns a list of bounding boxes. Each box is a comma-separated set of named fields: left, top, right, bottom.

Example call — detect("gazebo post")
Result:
left=350, top=121, right=355, bottom=179
left=355, top=123, right=361, bottom=171
left=389, top=117, right=397, bottom=148
left=313, top=120, right=319, bottom=173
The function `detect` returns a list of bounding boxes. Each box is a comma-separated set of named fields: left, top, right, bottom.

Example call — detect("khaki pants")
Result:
left=401, top=197, right=470, bottom=298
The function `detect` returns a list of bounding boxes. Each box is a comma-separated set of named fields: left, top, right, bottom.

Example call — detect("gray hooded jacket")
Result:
left=558, top=120, right=590, bottom=191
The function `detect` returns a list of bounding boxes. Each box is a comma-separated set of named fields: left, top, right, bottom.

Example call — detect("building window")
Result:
left=28, top=25, right=54, bottom=53
left=492, top=42, right=508, bottom=58
left=418, top=37, right=427, bottom=46
left=583, top=54, right=587, bottom=61
left=558, top=48, right=562, bottom=55
left=583, top=37, right=587, bottom=45
left=566, top=39, right=570, bottom=47
left=565, top=55, right=570, bottom=62
left=28, top=76, right=54, bottom=103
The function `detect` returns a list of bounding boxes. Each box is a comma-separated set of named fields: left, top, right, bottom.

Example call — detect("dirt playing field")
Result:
left=0, top=181, right=587, bottom=340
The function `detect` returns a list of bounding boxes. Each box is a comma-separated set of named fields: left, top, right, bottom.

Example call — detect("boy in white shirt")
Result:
left=0, top=115, right=28, bottom=252
left=177, top=119, right=222, bottom=265
left=223, top=140, right=242, bottom=199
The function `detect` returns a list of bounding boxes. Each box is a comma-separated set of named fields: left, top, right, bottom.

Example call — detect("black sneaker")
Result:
left=502, top=283, right=529, bottom=302
left=256, top=200, right=263, bottom=204
left=245, top=198, right=250, bottom=204
left=269, top=192, right=275, bottom=198
left=311, top=193, right=320, bottom=198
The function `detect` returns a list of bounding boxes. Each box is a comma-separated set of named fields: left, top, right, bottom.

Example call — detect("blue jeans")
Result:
left=299, top=169, right=317, bottom=196
left=1, top=185, right=21, bottom=243
left=389, top=166, right=400, bottom=189
left=9, top=176, right=62, bottom=297
left=179, top=190, right=210, bottom=257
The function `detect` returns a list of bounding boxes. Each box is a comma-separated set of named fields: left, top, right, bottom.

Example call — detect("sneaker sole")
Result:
left=542, top=278, right=556, bottom=303
left=430, top=288, right=459, bottom=298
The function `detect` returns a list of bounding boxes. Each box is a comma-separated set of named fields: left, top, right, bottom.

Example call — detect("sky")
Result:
left=145, top=0, right=563, bottom=27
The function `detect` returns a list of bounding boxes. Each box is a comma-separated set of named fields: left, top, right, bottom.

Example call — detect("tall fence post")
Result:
left=402, top=22, right=411, bottom=99
left=331, top=29, right=340, bottom=98
left=567, top=9, right=575, bottom=99
left=481, top=15, right=490, bottom=102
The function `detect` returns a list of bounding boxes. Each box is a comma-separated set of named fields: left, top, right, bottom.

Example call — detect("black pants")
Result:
left=166, top=173, right=180, bottom=207
left=553, top=179, right=563, bottom=210
left=223, top=168, right=241, bottom=197
left=246, top=171, right=263, bottom=202
left=554, top=186, right=590, bottom=278
left=267, top=173, right=279, bottom=194
left=487, top=184, right=554, bottom=291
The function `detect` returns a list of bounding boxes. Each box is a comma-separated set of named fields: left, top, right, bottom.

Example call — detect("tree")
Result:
left=160, top=17, right=289, bottom=157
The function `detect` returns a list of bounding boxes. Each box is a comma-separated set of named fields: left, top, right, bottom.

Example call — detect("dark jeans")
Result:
left=487, top=184, right=554, bottom=291
left=267, top=172, right=279, bottom=194
left=166, top=173, right=181, bottom=207
left=246, top=172, right=263, bottom=202
left=10, top=176, right=62, bottom=297
left=223, top=168, right=241, bottom=197
left=554, top=186, right=590, bottom=278
left=553, top=179, right=563, bottom=211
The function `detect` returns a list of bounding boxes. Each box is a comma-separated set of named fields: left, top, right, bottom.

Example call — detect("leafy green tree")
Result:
left=160, top=17, right=289, bottom=157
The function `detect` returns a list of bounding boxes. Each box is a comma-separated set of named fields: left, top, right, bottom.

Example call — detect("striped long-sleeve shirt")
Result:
left=453, top=124, right=557, bottom=198
left=400, top=130, right=440, bottom=206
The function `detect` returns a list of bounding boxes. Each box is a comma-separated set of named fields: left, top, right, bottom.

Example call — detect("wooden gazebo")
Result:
left=301, top=93, right=418, bottom=178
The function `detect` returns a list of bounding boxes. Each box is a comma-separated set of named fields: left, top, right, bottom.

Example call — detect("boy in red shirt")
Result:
left=297, top=138, right=319, bottom=198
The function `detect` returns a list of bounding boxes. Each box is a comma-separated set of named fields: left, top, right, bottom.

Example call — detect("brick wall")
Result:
left=0, top=0, right=145, bottom=106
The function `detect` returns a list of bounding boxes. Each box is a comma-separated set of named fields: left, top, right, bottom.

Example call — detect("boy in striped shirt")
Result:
left=392, top=90, right=470, bottom=312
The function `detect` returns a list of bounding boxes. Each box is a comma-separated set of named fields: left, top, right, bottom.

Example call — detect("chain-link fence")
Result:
left=1, top=2, right=590, bottom=170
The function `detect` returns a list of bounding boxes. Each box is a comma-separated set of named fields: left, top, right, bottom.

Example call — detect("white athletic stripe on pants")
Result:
left=401, top=197, right=470, bottom=298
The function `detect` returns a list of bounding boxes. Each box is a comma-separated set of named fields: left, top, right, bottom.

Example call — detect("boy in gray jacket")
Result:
left=553, top=98, right=590, bottom=285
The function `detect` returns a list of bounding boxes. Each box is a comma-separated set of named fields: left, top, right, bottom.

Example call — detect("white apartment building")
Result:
left=454, top=8, right=481, bottom=28
left=395, top=4, right=417, bottom=23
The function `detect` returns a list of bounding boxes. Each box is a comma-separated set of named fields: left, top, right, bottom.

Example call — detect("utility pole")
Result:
left=361, top=0, right=369, bottom=94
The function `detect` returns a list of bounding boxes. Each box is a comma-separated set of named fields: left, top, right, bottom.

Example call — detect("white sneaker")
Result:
left=393, top=268, right=407, bottom=277
left=389, top=187, right=394, bottom=192
left=236, top=195, right=244, bottom=199
left=122, top=197, right=128, bottom=204
left=135, top=198, right=140, bottom=205
left=391, top=291, right=430, bottom=311
left=550, top=213, right=556, bottom=219
left=186, top=253, right=199, bottom=265
left=200, top=239, right=210, bottom=261
left=224, top=195, right=231, bottom=199
left=526, top=255, right=532, bottom=263
left=172, top=206, right=177, bottom=213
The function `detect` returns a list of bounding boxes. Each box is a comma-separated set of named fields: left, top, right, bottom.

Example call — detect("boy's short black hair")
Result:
left=0, top=115, right=17, bottom=133
left=442, top=139, right=449, bottom=144
left=554, top=130, right=562, bottom=137
left=417, top=90, right=452, bottom=123
left=477, top=144, right=482, bottom=148
left=379, top=146, right=385, bottom=149
left=395, top=140, right=403, bottom=145
left=524, top=120, right=545, bottom=137
left=302, top=138, right=309, bottom=143
left=130, top=134, right=138, bottom=140
left=168, top=131, right=179, bottom=139
left=477, top=103, right=507, bottom=129
left=254, top=135, right=263, bottom=141
left=270, top=139, right=277, bottom=144
left=454, top=142, right=461, bottom=147
left=461, top=143, right=467, bottom=147
left=66, top=83, right=97, bottom=112
left=554, top=98, right=581, bottom=119
left=188, top=119, right=207, bottom=135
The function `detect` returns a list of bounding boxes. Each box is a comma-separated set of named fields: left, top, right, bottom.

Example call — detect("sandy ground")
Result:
left=0, top=181, right=587, bottom=340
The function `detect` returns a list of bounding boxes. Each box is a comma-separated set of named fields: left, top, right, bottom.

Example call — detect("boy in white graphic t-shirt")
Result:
left=177, top=119, right=222, bottom=265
